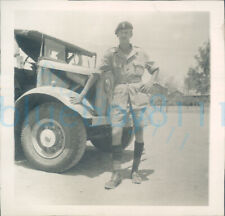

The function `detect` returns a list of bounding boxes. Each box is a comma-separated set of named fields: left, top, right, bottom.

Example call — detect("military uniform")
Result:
left=101, top=21, right=159, bottom=189
left=98, top=45, right=151, bottom=128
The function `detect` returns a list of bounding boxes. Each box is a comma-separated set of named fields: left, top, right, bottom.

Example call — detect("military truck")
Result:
left=14, top=30, right=133, bottom=173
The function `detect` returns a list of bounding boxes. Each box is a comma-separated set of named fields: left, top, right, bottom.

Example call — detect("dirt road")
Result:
left=14, top=112, right=209, bottom=206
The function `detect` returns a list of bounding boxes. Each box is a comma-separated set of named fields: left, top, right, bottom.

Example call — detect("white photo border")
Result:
left=1, top=1, right=224, bottom=216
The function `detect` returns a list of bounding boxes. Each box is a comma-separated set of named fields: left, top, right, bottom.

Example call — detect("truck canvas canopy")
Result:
left=14, top=29, right=97, bottom=62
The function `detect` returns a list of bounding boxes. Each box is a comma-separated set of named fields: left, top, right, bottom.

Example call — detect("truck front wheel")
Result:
left=21, top=102, right=87, bottom=173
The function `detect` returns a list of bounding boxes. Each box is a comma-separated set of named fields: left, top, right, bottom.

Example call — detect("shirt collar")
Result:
left=114, top=44, right=138, bottom=60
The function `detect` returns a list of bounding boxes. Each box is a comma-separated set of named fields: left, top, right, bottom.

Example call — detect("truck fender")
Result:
left=15, top=86, right=95, bottom=120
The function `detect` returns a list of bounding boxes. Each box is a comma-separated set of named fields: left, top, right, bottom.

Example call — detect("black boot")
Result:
left=131, top=141, right=144, bottom=184
left=105, top=145, right=123, bottom=189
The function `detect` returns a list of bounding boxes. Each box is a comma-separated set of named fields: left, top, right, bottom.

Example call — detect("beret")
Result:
left=115, top=21, right=133, bottom=35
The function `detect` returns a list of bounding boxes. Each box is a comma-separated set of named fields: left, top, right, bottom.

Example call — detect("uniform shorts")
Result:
left=107, top=96, right=149, bottom=128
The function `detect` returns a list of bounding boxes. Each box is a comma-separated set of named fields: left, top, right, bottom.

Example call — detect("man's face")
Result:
left=117, top=29, right=133, bottom=43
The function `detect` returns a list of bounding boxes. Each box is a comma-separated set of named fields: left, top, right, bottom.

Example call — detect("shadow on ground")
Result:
left=15, top=144, right=154, bottom=180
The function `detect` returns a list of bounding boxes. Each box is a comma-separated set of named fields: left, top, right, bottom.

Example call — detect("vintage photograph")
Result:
left=13, top=9, right=210, bottom=204
left=0, top=1, right=224, bottom=216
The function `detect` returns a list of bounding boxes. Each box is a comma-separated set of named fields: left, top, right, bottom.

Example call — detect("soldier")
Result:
left=71, top=21, right=159, bottom=189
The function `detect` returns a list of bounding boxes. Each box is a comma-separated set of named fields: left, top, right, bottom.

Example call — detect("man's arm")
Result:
left=80, top=73, right=99, bottom=98
left=140, top=59, right=160, bottom=93
left=140, top=69, right=159, bottom=93
left=70, top=49, right=113, bottom=104
left=148, top=67, right=159, bottom=83
left=140, top=50, right=159, bottom=85
left=70, top=73, right=99, bottom=104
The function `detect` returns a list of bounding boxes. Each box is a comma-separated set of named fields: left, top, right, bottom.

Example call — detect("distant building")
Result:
left=167, top=90, right=184, bottom=105
left=182, top=95, right=210, bottom=106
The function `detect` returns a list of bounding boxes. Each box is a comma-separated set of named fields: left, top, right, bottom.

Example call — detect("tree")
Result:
left=184, top=41, right=210, bottom=95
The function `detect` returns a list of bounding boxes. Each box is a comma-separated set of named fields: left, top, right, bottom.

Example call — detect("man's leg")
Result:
left=105, top=127, right=124, bottom=189
left=130, top=108, right=145, bottom=184
left=105, top=103, right=127, bottom=189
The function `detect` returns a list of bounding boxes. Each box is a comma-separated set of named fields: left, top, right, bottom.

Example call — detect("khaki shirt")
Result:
left=98, top=45, right=152, bottom=110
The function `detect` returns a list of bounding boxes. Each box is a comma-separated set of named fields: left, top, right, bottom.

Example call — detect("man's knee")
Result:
left=112, top=127, right=123, bottom=146
left=134, top=127, right=144, bottom=143
left=112, top=127, right=123, bottom=136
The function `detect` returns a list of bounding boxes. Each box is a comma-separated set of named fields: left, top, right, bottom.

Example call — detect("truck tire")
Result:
left=91, top=127, right=133, bottom=152
left=21, top=102, right=87, bottom=173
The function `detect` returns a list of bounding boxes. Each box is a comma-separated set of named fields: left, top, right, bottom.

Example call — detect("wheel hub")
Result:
left=40, top=129, right=56, bottom=148
left=31, top=119, right=66, bottom=159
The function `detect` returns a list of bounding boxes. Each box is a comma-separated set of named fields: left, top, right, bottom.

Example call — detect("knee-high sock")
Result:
left=131, top=141, right=144, bottom=173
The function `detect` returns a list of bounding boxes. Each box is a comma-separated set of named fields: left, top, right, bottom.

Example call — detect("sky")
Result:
left=15, top=10, right=209, bottom=90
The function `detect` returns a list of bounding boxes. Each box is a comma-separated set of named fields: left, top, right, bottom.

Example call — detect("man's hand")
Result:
left=70, top=95, right=84, bottom=104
